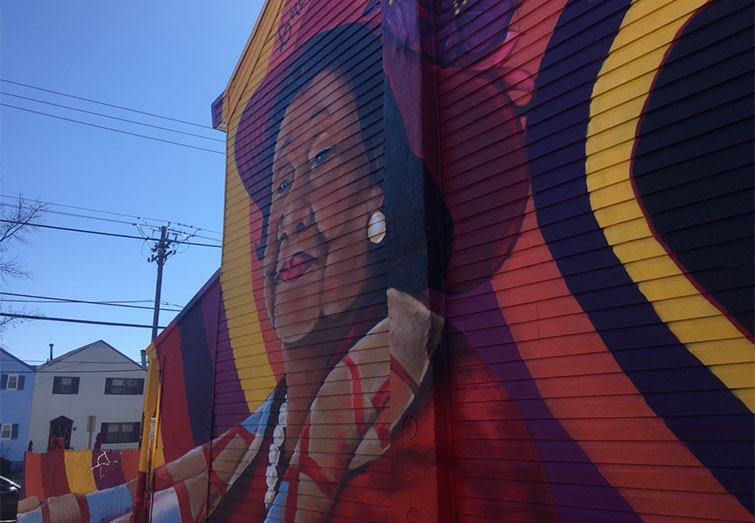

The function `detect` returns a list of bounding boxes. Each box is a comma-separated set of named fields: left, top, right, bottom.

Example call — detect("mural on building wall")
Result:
left=19, top=449, right=140, bottom=520
left=18, top=0, right=753, bottom=521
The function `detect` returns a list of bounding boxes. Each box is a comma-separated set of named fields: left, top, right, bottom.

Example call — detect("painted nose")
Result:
left=278, top=184, right=312, bottom=242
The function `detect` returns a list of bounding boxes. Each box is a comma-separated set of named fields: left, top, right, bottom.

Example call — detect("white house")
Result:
left=26, top=340, right=146, bottom=452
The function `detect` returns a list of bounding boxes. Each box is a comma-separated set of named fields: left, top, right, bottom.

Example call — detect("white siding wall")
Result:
left=27, top=341, right=146, bottom=452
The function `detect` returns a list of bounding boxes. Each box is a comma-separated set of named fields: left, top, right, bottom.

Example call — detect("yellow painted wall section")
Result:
left=585, top=0, right=754, bottom=412
left=63, top=451, right=97, bottom=494
left=219, top=0, right=287, bottom=414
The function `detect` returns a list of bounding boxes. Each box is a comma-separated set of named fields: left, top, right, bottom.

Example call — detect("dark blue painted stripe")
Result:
left=526, top=0, right=754, bottom=513
left=178, top=299, right=215, bottom=446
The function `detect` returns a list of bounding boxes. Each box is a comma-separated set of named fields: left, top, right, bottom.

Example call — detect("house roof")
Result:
left=0, top=347, right=36, bottom=370
left=36, top=339, right=143, bottom=371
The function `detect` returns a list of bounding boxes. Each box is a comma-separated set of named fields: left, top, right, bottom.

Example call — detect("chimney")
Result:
left=140, top=349, right=147, bottom=369
left=49, top=343, right=54, bottom=362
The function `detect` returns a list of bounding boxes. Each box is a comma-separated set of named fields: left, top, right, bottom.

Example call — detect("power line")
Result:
left=0, top=219, right=222, bottom=247
left=1, top=313, right=167, bottom=329
left=0, top=78, right=216, bottom=130
left=0, top=203, right=222, bottom=242
left=1, top=103, right=224, bottom=155
left=0, top=202, right=136, bottom=227
left=137, top=223, right=222, bottom=243
left=0, top=91, right=224, bottom=143
left=3, top=299, right=175, bottom=308
left=0, top=292, right=183, bottom=312
left=0, top=194, right=223, bottom=236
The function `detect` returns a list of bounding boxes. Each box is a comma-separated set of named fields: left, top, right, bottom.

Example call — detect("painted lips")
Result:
left=277, top=252, right=319, bottom=282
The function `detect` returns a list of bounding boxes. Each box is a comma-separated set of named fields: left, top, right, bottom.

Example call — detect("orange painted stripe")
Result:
left=23, top=452, right=44, bottom=499
left=120, top=450, right=140, bottom=481
left=492, top=200, right=752, bottom=521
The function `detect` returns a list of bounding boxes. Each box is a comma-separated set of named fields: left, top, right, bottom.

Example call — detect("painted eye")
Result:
left=312, top=146, right=333, bottom=165
left=276, top=179, right=292, bottom=194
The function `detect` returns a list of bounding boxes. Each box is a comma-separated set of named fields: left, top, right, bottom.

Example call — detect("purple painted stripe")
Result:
left=446, top=282, right=639, bottom=521
left=213, top=293, right=251, bottom=431
left=91, top=450, right=127, bottom=490
left=211, top=92, right=224, bottom=130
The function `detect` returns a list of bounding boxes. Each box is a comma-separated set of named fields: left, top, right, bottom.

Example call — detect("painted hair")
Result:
left=234, top=23, right=453, bottom=294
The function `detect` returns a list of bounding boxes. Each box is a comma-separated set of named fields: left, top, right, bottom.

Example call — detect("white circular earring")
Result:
left=367, top=211, right=386, bottom=244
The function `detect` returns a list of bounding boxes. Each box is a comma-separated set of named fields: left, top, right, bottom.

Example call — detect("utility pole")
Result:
left=145, top=226, right=176, bottom=362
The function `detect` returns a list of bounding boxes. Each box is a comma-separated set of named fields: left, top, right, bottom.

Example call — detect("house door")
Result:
left=48, top=416, right=73, bottom=450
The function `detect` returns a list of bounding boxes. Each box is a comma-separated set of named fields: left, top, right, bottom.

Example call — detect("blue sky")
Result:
left=0, top=0, right=263, bottom=365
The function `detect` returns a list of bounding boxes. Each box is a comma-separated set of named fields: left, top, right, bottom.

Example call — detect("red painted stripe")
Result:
left=132, top=471, right=147, bottom=520
left=40, top=500, right=50, bottom=523
left=152, top=466, right=174, bottom=491
left=342, top=355, right=365, bottom=433
left=174, top=481, right=194, bottom=523
left=374, top=422, right=390, bottom=450
left=41, top=450, right=70, bottom=498
left=390, top=355, right=419, bottom=396
left=154, top=326, right=194, bottom=464
left=75, top=493, right=90, bottom=523
left=371, top=379, right=389, bottom=410
left=208, top=468, right=227, bottom=494
left=294, top=422, right=337, bottom=498
left=284, top=460, right=300, bottom=521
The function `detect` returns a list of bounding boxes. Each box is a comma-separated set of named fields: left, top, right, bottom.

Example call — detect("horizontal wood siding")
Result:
left=439, top=0, right=753, bottom=521
left=215, top=3, right=388, bottom=519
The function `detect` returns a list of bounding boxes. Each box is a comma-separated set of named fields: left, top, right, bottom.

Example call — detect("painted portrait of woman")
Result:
left=197, top=18, right=556, bottom=522
left=141, top=13, right=558, bottom=522
left=16, top=2, right=755, bottom=522
left=16, top=12, right=554, bottom=523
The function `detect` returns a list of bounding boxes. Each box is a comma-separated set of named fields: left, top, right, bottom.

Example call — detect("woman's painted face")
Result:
left=264, top=70, right=383, bottom=343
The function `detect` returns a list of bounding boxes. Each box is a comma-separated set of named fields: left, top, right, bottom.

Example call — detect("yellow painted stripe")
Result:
left=734, top=388, right=755, bottom=408
left=64, top=451, right=97, bottom=494
left=223, top=0, right=285, bottom=129
left=219, top=2, right=287, bottom=414
left=153, top=431, right=166, bottom=469
left=153, top=366, right=166, bottom=470
left=138, top=348, right=160, bottom=474
left=585, top=0, right=754, bottom=412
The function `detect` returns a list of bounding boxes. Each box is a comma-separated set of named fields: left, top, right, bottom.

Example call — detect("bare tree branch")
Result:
left=0, top=198, right=46, bottom=243
left=0, top=196, right=47, bottom=332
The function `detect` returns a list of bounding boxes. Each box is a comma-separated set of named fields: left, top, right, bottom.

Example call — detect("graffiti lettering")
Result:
left=278, top=0, right=308, bottom=51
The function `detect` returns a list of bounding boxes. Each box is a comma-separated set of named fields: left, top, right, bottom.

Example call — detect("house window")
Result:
left=101, top=422, right=140, bottom=444
left=104, top=378, right=144, bottom=395
left=0, top=374, right=24, bottom=390
left=0, top=424, right=18, bottom=440
left=52, top=376, right=80, bottom=394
